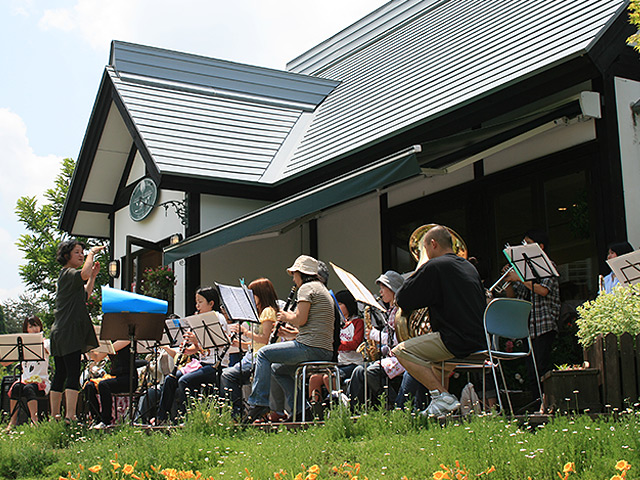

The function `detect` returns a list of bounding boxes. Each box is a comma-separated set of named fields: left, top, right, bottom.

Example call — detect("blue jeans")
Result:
left=248, top=340, right=332, bottom=412
left=395, top=371, right=427, bottom=410
left=221, top=352, right=254, bottom=417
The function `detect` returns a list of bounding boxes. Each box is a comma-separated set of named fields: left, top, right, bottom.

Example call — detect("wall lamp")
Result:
left=108, top=260, right=121, bottom=278
left=169, top=233, right=183, bottom=245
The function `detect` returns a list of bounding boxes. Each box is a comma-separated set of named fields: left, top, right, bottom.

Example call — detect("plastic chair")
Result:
left=292, top=361, right=340, bottom=423
left=444, top=298, right=541, bottom=415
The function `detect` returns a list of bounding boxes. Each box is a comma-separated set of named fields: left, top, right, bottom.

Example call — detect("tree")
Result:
left=14, top=157, right=109, bottom=326
left=0, top=304, right=7, bottom=334
left=630, top=0, right=640, bottom=52
left=1, top=293, right=48, bottom=333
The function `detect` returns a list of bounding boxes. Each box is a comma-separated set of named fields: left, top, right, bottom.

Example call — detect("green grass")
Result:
left=1, top=403, right=639, bottom=479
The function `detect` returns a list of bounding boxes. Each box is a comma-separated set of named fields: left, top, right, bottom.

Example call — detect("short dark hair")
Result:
left=524, top=229, right=549, bottom=249
left=196, top=286, right=221, bottom=312
left=335, top=290, right=357, bottom=317
left=608, top=241, right=634, bottom=257
left=425, top=225, right=453, bottom=249
left=23, top=316, right=43, bottom=333
left=56, top=239, right=86, bottom=266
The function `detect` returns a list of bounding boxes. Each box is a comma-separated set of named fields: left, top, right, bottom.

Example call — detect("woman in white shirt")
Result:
left=5, top=317, right=50, bottom=430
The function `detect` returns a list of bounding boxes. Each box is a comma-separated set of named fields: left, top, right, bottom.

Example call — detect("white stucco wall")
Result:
left=200, top=194, right=269, bottom=231
left=113, top=189, right=186, bottom=315
left=316, top=194, right=383, bottom=294
left=200, top=226, right=306, bottom=300
left=615, top=76, right=640, bottom=249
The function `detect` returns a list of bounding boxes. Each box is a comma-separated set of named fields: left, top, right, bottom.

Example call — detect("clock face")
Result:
left=129, top=178, right=158, bottom=221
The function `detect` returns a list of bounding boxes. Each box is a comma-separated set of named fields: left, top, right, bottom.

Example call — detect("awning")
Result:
left=163, top=146, right=422, bottom=264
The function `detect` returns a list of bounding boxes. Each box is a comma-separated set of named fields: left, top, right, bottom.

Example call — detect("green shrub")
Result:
left=576, top=284, right=640, bottom=347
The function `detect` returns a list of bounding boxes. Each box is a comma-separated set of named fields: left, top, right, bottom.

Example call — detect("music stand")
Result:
left=182, top=312, right=231, bottom=365
left=607, top=249, right=640, bottom=287
left=0, top=333, right=45, bottom=423
left=101, top=312, right=166, bottom=425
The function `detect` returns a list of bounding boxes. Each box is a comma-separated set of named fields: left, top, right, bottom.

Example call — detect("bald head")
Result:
left=424, top=225, right=454, bottom=257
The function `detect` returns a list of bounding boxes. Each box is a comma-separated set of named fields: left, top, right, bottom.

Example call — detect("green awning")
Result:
left=163, top=146, right=421, bottom=264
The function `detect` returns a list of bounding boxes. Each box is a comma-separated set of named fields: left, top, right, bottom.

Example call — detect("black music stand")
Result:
left=504, top=242, right=559, bottom=406
left=0, top=333, right=45, bottom=423
left=101, top=312, right=165, bottom=425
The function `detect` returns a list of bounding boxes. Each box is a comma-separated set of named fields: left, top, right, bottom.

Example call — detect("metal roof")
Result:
left=109, top=41, right=339, bottom=183
left=283, top=0, right=627, bottom=177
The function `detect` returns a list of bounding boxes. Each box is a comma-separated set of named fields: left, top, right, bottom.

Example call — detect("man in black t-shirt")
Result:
left=392, top=225, right=485, bottom=416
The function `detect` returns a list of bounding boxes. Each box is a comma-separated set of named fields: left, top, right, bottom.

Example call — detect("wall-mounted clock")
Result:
left=129, top=178, right=158, bottom=221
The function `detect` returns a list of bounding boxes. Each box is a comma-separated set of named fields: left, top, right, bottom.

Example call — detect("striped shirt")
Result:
left=296, top=281, right=335, bottom=351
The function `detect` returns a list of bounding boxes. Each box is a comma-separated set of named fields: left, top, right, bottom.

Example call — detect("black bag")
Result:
left=1, top=375, right=20, bottom=414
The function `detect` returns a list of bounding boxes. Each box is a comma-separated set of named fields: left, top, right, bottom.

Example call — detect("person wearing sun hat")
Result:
left=244, top=255, right=336, bottom=422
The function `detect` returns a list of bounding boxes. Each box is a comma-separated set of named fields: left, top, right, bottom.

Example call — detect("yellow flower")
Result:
left=123, top=464, right=135, bottom=475
left=564, top=462, right=575, bottom=473
left=295, top=474, right=304, bottom=480
left=616, top=461, right=631, bottom=472
left=308, top=465, right=320, bottom=474
left=89, top=465, right=102, bottom=473
left=111, top=459, right=121, bottom=471
left=611, top=476, right=623, bottom=480
left=434, top=471, right=450, bottom=480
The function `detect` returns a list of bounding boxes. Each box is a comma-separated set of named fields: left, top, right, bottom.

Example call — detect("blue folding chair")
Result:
left=444, top=298, right=542, bottom=415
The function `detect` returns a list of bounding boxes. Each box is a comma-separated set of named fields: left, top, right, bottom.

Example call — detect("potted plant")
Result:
left=541, top=363, right=601, bottom=413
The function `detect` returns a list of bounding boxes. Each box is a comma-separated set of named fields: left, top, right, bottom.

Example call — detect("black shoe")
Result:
left=243, top=405, right=269, bottom=424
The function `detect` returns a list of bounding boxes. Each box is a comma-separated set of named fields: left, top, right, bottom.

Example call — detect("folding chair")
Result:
left=444, top=298, right=542, bottom=415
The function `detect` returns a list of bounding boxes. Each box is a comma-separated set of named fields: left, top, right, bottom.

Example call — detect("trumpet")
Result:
left=490, top=266, right=514, bottom=294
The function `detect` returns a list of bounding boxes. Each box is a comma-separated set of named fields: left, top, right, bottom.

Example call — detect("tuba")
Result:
left=395, top=224, right=468, bottom=343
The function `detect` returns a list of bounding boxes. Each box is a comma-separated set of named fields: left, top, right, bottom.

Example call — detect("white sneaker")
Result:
left=423, top=392, right=460, bottom=417
left=92, top=422, right=107, bottom=430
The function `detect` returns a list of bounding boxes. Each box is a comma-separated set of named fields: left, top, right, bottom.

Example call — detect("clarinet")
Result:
left=171, top=328, right=193, bottom=376
left=268, top=286, right=297, bottom=344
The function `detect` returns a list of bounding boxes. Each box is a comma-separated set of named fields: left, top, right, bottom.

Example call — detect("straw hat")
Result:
left=286, top=255, right=319, bottom=276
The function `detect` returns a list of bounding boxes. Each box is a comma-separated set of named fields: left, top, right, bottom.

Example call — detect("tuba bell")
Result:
left=395, top=224, right=467, bottom=343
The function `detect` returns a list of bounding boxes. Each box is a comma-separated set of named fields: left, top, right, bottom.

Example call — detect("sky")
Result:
left=0, top=0, right=389, bottom=303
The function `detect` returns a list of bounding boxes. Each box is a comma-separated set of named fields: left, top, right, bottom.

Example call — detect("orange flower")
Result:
left=308, top=465, right=320, bottom=475
left=616, top=461, right=631, bottom=472
left=88, top=465, right=102, bottom=473
left=123, top=464, right=135, bottom=475
left=111, top=459, right=121, bottom=471
left=564, top=463, right=575, bottom=473
left=434, top=471, right=450, bottom=480
left=611, top=476, right=623, bottom=480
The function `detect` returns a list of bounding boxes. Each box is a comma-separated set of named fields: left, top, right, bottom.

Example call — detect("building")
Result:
left=61, top=0, right=640, bottom=314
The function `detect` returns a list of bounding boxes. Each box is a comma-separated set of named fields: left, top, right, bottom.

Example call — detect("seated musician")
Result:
left=244, top=255, right=335, bottom=423
left=346, top=270, right=405, bottom=407
left=308, top=290, right=363, bottom=412
left=392, top=225, right=486, bottom=416
left=4, top=316, right=50, bottom=430
left=155, top=286, right=228, bottom=424
left=84, top=339, right=135, bottom=428
left=221, top=277, right=278, bottom=418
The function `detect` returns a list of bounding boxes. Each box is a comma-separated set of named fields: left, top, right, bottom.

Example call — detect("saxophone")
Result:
left=357, top=304, right=381, bottom=362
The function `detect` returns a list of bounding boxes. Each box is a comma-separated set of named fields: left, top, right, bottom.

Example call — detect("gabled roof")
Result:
left=109, top=41, right=339, bottom=183
left=282, top=0, right=628, bottom=177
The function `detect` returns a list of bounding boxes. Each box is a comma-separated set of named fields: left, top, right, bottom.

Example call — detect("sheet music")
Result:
left=607, top=249, right=640, bottom=287
left=183, top=311, right=230, bottom=350
left=503, top=243, right=559, bottom=282
left=92, top=325, right=116, bottom=355
left=217, top=283, right=260, bottom=322
left=164, top=317, right=191, bottom=347
left=330, top=262, right=386, bottom=312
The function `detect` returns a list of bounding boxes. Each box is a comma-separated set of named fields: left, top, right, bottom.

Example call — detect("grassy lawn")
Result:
left=0, top=402, right=638, bottom=480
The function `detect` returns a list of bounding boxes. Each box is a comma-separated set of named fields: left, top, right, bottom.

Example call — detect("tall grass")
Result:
left=0, top=406, right=638, bottom=479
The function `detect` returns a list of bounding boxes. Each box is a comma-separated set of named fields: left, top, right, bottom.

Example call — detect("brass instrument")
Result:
left=357, top=304, right=381, bottom=362
left=395, top=224, right=468, bottom=343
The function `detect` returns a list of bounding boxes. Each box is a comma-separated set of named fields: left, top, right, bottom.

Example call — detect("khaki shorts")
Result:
left=392, top=332, right=454, bottom=369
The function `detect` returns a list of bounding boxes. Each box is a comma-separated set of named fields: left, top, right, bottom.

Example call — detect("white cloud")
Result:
left=0, top=108, right=62, bottom=303
left=0, top=108, right=62, bottom=209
